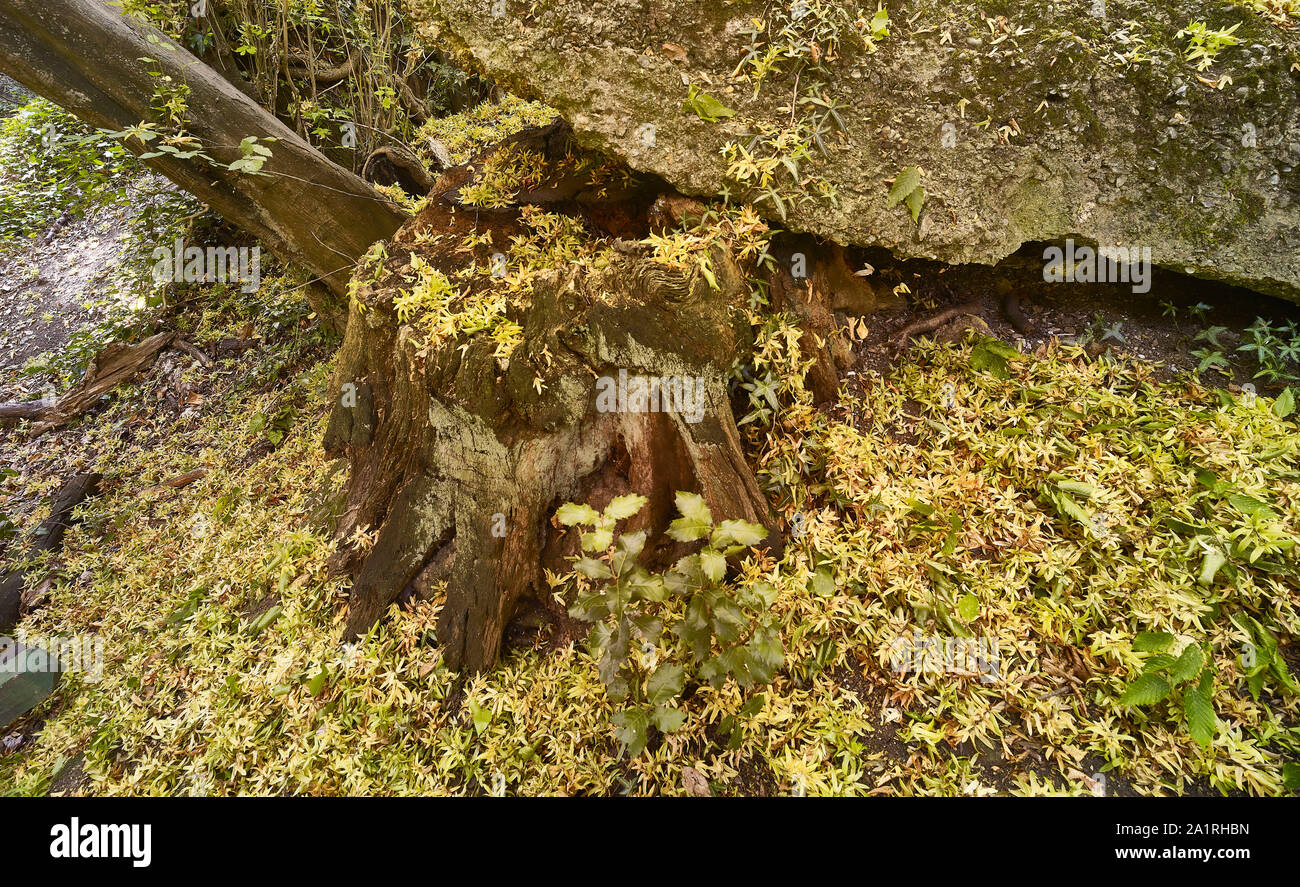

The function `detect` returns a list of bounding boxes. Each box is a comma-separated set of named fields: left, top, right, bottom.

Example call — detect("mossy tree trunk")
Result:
left=0, top=0, right=407, bottom=324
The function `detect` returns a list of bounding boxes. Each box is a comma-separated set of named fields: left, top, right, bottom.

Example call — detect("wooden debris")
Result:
left=0, top=472, right=102, bottom=633
left=0, top=332, right=174, bottom=435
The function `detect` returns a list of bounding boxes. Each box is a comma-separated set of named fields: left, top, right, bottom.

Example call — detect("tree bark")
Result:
left=0, top=0, right=408, bottom=323
left=322, top=141, right=780, bottom=672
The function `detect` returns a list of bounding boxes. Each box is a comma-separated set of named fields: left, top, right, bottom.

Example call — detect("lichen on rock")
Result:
left=412, top=0, right=1300, bottom=300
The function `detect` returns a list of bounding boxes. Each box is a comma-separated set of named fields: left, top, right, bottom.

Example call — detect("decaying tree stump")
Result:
left=324, top=135, right=783, bottom=672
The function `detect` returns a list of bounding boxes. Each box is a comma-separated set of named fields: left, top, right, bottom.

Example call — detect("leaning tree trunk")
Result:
left=322, top=136, right=785, bottom=671
left=0, top=0, right=407, bottom=324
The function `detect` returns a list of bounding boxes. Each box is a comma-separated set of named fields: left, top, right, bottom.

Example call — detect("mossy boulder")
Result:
left=413, top=0, right=1300, bottom=299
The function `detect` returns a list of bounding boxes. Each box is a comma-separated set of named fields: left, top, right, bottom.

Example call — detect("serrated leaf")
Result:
left=699, top=548, right=727, bottom=583
left=581, top=528, right=613, bottom=552
left=556, top=502, right=599, bottom=526
left=612, top=707, right=649, bottom=756
left=651, top=705, right=687, bottom=732
left=886, top=166, right=921, bottom=206
left=750, top=580, right=778, bottom=607
left=647, top=662, right=685, bottom=704
left=617, top=530, right=646, bottom=559
left=1228, top=493, right=1275, bottom=518
left=1119, top=672, right=1171, bottom=706
left=574, top=556, right=612, bottom=580
left=674, top=491, right=712, bottom=525
left=1183, top=681, right=1216, bottom=746
left=682, top=594, right=711, bottom=660
left=604, top=494, right=647, bottom=521
left=738, top=694, right=766, bottom=718
left=1144, top=653, right=1178, bottom=673
left=1168, top=643, right=1204, bottom=685
left=1133, top=631, right=1176, bottom=652
left=711, top=519, right=767, bottom=549
left=904, top=185, right=925, bottom=223
left=666, top=517, right=711, bottom=542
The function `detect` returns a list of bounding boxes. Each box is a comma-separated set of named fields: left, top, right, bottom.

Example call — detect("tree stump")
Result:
left=324, top=145, right=779, bottom=672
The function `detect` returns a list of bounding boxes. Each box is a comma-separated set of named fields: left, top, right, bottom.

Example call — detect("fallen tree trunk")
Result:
left=0, top=401, right=47, bottom=421
left=0, top=0, right=408, bottom=320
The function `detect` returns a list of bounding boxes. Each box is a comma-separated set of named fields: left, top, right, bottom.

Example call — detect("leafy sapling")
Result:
left=557, top=491, right=784, bottom=756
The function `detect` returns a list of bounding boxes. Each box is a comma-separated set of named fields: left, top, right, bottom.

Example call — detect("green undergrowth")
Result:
left=0, top=98, right=136, bottom=242
left=3, top=303, right=1298, bottom=793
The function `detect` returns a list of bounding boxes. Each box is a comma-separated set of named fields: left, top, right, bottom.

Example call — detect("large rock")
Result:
left=414, top=0, right=1300, bottom=299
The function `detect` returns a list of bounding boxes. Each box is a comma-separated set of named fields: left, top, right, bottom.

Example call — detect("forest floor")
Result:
left=1, top=97, right=1298, bottom=796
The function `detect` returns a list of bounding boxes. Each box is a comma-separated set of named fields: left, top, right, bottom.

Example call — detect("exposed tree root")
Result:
left=890, top=301, right=983, bottom=351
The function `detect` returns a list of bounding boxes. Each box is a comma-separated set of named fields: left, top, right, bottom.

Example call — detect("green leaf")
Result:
left=1144, top=653, right=1178, bottom=673
left=1197, top=548, right=1227, bottom=586
left=306, top=667, right=329, bottom=697
left=617, top=530, right=646, bottom=559
left=711, top=519, right=767, bottom=549
left=957, top=593, right=980, bottom=622
left=1228, top=493, right=1276, bottom=518
left=1270, top=651, right=1300, bottom=696
left=574, top=557, right=612, bottom=580
left=470, top=700, right=492, bottom=734
left=1168, top=643, right=1204, bottom=685
left=675, top=491, right=712, bottom=525
left=1132, top=631, right=1176, bottom=652
left=247, top=604, right=282, bottom=636
left=667, top=517, right=711, bottom=543
left=604, top=494, right=647, bottom=521
left=556, top=502, right=599, bottom=526
left=580, top=528, right=613, bottom=552
left=681, top=84, right=735, bottom=122
left=971, top=340, right=1013, bottom=379
left=1119, top=672, right=1171, bottom=706
left=647, top=663, right=685, bottom=705
left=904, top=185, right=925, bottom=223
left=1057, top=480, right=1100, bottom=499
left=886, top=166, right=921, bottom=207
left=682, top=594, right=711, bottom=660
left=612, top=707, right=649, bottom=756
left=1283, top=762, right=1300, bottom=791
left=1273, top=386, right=1295, bottom=419
left=811, top=568, right=836, bottom=598
left=651, top=705, right=687, bottom=732
left=1183, top=678, right=1216, bottom=747
left=750, top=580, right=778, bottom=607
left=699, top=548, right=727, bottom=583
